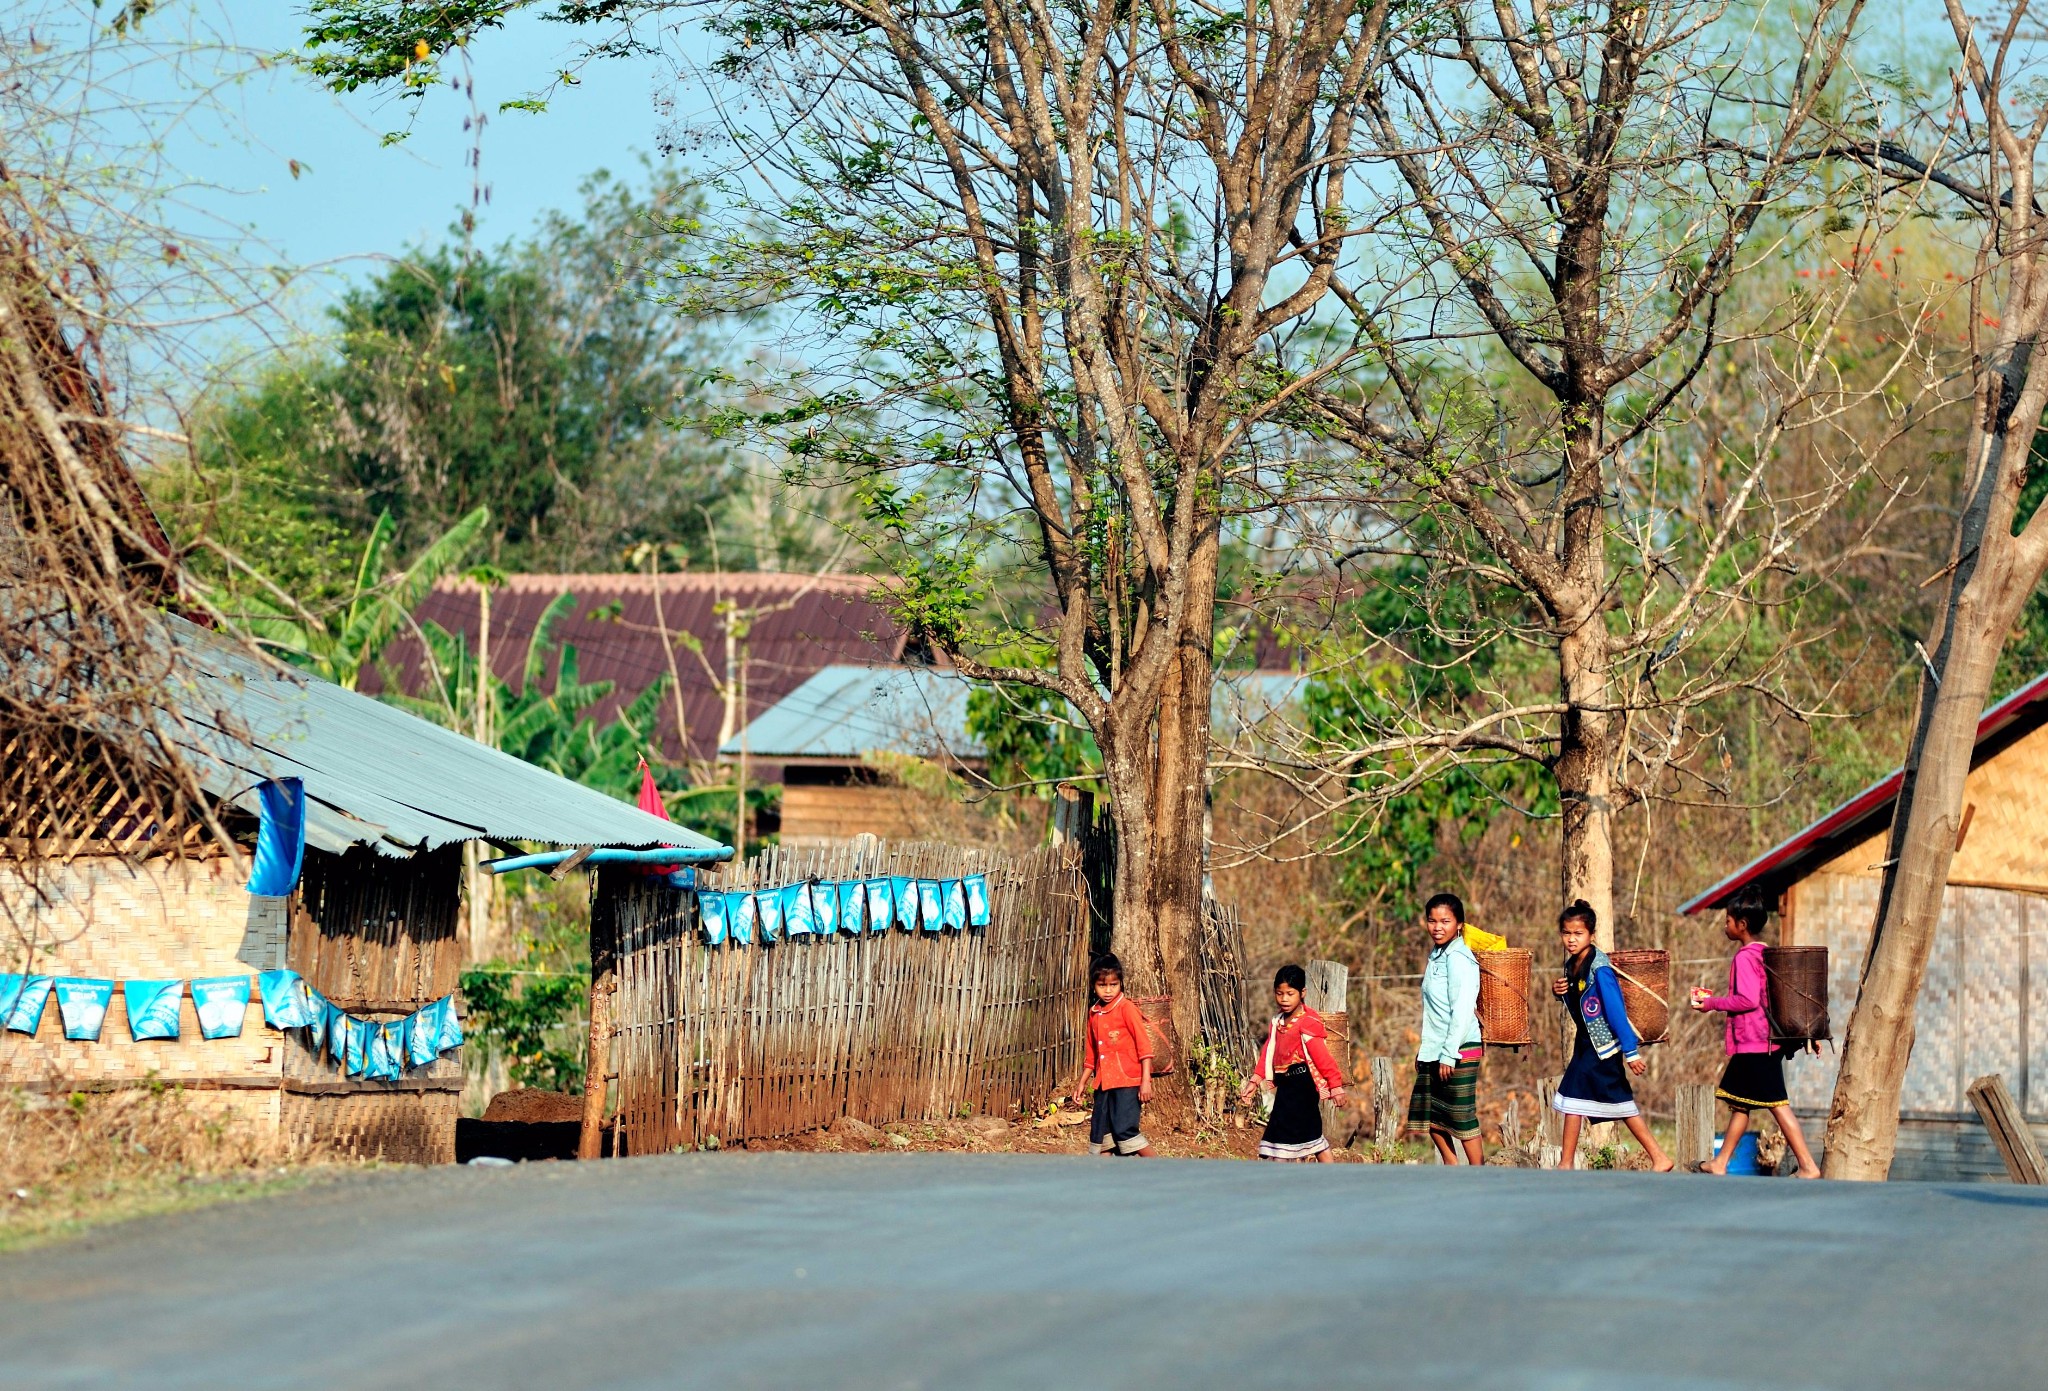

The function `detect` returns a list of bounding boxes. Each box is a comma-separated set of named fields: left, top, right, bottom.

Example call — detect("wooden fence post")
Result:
left=579, top=887, right=618, bottom=1161
left=1968, top=1073, right=2048, bottom=1184
left=1371, top=1056, right=1399, bottom=1148
left=1537, top=1075, right=1562, bottom=1169
left=1675, top=1082, right=1716, bottom=1171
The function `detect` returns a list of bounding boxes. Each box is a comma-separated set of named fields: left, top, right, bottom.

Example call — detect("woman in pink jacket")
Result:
left=1689, top=896, right=1821, bottom=1178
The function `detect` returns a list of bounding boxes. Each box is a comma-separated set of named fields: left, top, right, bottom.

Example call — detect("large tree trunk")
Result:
left=1553, top=409, right=1616, bottom=948
left=1824, top=409, right=2046, bottom=1178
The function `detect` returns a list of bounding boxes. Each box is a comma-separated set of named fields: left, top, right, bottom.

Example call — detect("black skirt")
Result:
left=1259, top=1064, right=1328, bottom=1160
left=1716, top=1051, right=1789, bottom=1112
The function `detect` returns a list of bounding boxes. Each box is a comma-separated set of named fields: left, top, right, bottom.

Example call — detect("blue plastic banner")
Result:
left=246, top=776, right=307, bottom=896
left=757, top=886, right=786, bottom=942
left=781, top=882, right=815, bottom=937
left=891, top=877, right=920, bottom=931
left=366, top=1021, right=404, bottom=1081
left=432, top=995, right=464, bottom=1052
left=866, top=879, right=894, bottom=933
left=405, top=1007, right=441, bottom=1068
left=1, top=974, right=52, bottom=1035
left=837, top=880, right=866, bottom=934
left=965, top=874, right=991, bottom=927
left=942, top=879, right=967, bottom=932
left=342, top=1016, right=372, bottom=1077
left=191, top=976, right=251, bottom=1040
left=698, top=891, right=729, bottom=945
left=257, top=969, right=316, bottom=1030
left=306, top=994, right=334, bottom=1056
left=918, top=880, right=944, bottom=933
left=729, top=892, right=757, bottom=945
left=54, top=977, right=114, bottom=1041
left=812, top=881, right=838, bottom=936
left=123, top=979, right=184, bottom=1041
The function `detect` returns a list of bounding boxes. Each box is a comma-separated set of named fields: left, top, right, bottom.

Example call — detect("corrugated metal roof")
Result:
left=719, top=666, right=984, bottom=762
left=1676, top=668, right=2048, bottom=915
left=158, top=614, right=727, bottom=859
left=719, top=666, right=1306, bottom=761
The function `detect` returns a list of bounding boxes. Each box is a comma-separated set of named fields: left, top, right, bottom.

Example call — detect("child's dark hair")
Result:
left=1274, top=963, right=1307, bottom=991
left=1725, top=894, right=1770, bottom=938
left=1424, top=892, right=1466, bottom=924
left=1558, top=898, right=1598, bottom=933
left=1090, top=953, right=1124, bottom=986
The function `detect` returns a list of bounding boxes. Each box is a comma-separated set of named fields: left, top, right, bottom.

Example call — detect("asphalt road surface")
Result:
left=3, top=1152, right=2042, bottom=1390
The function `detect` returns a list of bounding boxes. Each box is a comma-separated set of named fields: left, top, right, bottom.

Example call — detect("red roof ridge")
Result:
left=435, top=571, right=882, bottom=596
left=1677, top=667, right=2048, bottom=915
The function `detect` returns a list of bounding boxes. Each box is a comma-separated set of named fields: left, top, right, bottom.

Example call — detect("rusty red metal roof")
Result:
left=370, top=572, right=908, bottom=765
left=1676, top=668, right=2048, bottom=915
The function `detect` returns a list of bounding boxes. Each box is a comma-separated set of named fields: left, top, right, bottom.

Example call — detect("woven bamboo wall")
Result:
left=604, top=841, right=1090, bottom=1152
left=282, top=845, right=464, bottom=1164
left=0, top=855, right=285, bottom=1111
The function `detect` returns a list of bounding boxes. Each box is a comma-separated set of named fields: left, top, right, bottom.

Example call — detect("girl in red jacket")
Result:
left=1073, top=954, right=1156, bottom=1156
left=1690, top=896, right=1821, bottom=1178
left=1239, top=963, right=1348, bottom=1161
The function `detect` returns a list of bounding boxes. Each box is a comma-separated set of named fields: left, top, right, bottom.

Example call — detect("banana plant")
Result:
left=240, top=507, right=489, bottom=690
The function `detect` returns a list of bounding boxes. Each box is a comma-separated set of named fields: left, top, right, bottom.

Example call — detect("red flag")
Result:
left=637, top=757, right=670, bottom=822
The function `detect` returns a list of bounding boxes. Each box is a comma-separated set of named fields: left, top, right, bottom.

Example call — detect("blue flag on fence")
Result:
left=433, top=995, right=464, bottom=1052
left=0, top=974, right=52, bottom=1035
left=918, top=881, right=944, bottom=932
left=758, top=886, right=786, bottom=942
left=257, top=969, right=316, bottom=1030
left=965, top=874, right=991, bottom=927
left=812, top=881, right=838, bottom=936
left=191, top=976, right=251, bottom=1040
left=838, top=880, right=866, bottom=934
left=405, top=1006, right=441, bottom=1068
left=866, top=880, right=893, bottom=932
left=342, top=1015, right=371, bottom=1076
left=781, top=882, right=815, bottom=937
left=698, top=890, right=730, bottom=946
left=124, top=980, right=184, bottom=1041
left=943, top=880, right=968, bottom=932
left=55, top=978, right=113, bottom=1041
left=729, top=892, right=757, bottom=945
left=891, top=877, right=919, bottom=931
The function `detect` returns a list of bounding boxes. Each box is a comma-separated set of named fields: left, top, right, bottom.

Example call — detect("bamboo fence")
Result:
left=603, top=840, right=1090, bottom=1153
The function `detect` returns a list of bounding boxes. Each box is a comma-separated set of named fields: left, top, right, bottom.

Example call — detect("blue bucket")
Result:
left=1713, top=1131, right=1762, bottom=1175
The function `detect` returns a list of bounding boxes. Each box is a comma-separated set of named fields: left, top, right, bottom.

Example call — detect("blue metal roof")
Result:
left=720, top=665, right=1304, bottom=761
left=159, top=614, right=727, bottom=859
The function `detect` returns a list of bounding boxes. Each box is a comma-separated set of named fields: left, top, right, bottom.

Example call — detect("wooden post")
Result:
left=1967, top=1073, right=2047, bottom=1184
left=1537, top=1075, right=1562, bottom=1169
left=1502, top=1095, right=1522, bottom=1153
left=579, top=886, right=618, bottom=1161
left=1305, top=960, right=1349, bottom=1145
left=1675, top=1082, right=1716, bottom=1171
left=1371, top=1055, right=1399, bottom=1148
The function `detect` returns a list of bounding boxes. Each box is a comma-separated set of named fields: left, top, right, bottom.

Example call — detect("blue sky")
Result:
left=158, top=6, right=695, bottom=327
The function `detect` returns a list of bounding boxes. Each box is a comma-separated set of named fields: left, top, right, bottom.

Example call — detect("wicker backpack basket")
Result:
left=1476, top=948, right=1533, bottom=1047
left=1607, top=948, right=1671, bottom=1045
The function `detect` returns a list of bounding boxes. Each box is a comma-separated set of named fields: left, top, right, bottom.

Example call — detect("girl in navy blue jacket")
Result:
left=1550, top=900, right=1674, bottom=1172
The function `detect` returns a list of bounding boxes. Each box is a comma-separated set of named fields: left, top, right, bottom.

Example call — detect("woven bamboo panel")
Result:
left=1197, top=900, right=1261, bottom=1068
left=290, top=845, right=463, bottom=1007
left=282, top=1087, right=458, bottom=1164
left=606, top=841, right=1090, bottom=1152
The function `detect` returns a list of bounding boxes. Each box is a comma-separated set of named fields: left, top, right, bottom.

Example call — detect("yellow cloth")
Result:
left=1463, top=924, right=1507, bottom=953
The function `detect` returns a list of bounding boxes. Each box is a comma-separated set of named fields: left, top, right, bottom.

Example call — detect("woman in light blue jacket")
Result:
left=1408, top=892, right=1484, bottom=1164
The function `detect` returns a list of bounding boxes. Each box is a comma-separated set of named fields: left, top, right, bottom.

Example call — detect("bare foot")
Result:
left=1652, top=1159, right=1675, bottom=1173
left=1701, top=1162, right=1727, bottom=1175
left=1794, top=1165, right=1821, bottom=1179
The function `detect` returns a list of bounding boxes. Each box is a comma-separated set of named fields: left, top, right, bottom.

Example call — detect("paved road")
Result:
left=2, top=1153, right=2042, bottom=1389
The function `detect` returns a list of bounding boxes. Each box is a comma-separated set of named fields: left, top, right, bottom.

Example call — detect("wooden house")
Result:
left=0, top=612, right=727, bottom=1163
left=1681, top=672, right=2048, bottom=1180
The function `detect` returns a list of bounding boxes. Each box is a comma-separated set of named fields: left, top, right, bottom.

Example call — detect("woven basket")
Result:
left=1608, top=948, right=1671, bottom=1045
left=1763, top=946, right=1831, bottom=1044
left=1476, top=948, right=1532, bottom=1046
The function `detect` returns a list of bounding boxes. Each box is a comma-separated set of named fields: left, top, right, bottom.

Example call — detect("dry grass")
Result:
left=0, top=1083, right=342, bottom=1250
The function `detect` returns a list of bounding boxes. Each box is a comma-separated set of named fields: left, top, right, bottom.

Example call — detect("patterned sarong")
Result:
left=1407, top=1049, right=1482, bottom=1140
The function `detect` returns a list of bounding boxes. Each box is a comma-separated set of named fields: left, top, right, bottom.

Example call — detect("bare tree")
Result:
left=1296, top=0, right=1907, bottom=944
left=1817, top=2, right=2048, bottom=1180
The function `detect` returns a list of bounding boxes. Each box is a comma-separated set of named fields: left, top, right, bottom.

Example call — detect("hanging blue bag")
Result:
left=434, top=996, right=465, bottom=1052
left=811, top=881, right=838, bottom=936
left=964, top=874, right=991, bottom=926
left=341, top=1015, right=371, bottom=1076
left=404, top=1006, right=440, bottom=1067
left=837, top=880, right=866, bottom=934
left=758, top=886, right=786, bottom=941
left=305, top=993, right=334, bottom=1056
left=918, top=880, right=944, bottom=932
left=728, top=892, right=757, bottom=945
left=54, top=978, right=114, bottom=1041
left=125, top=980, right=184, bottom=1041
left=2, top=974, right=53, bottom=1034
left=781, top=882, right=815, bottom=936
left=257, top=969, right=315, bottom=1030
left=891, top=877, right=920, bottom=931
left=192, top=976, right=252, bottom=1040
left=699, top=890, right=730, bottom=946
left=942, top=880, right=968, bottom=932
left=246, top=776, right=306, bottom=896
left=866, top=879, right=894, bottom=932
